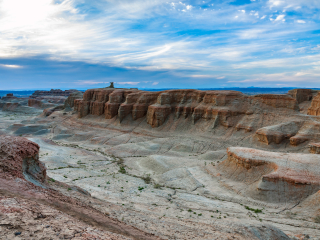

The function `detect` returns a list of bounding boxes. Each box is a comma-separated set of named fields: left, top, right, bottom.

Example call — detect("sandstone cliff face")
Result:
left=64, top=91, right=83, bottom=109
left=288, top=89, right=313, bottom=104
left=31, top=89, right=78, bottom=98
left=253, top=94, right=299, bottom=110
left=308, top=92, right=320, bottom=116
left=218, top=147, right=320, bottom=203
left=0, top=135, right=46, bottom=184
left=28, top=99, right=42, bottom=108
left=75, top=88, right=300, bottom=130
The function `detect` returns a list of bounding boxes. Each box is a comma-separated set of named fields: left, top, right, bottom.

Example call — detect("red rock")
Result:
left=28, top=99, right=42, bottom=108
left=308, top=92, right=320, bottom=116
left=0, top=135, right=46, bottom=182
left=74, top=88, right=303, bottom=129
left=309, top=143, right=320, bottom=154
left=1, top=93, right=17, bottom=100
left=132, top=92, right=158, bottom=120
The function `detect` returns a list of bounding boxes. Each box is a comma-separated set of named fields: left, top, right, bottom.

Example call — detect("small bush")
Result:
left=119, top=166, right=126, bottom=174
left=245, top=206, right=262, bottom=213
left=314, top=216, right=320, bottom=223
left=142, top=175, right=151, bottom=184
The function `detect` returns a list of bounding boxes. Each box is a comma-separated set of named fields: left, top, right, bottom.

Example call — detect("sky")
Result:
left=0, top=0, right=319, bottom=90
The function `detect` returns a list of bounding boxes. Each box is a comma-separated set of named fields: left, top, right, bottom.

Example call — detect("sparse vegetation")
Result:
left=314, top=216, right=320, bottom=223
left=245, top=206, right=262, bottom=213
left=119, top=166, right=126, bottom=174
left=142, top=174, right=151, bottom=184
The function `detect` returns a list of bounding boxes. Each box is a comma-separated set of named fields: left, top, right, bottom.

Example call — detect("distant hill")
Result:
left=0, top=91, right=35, bottom=98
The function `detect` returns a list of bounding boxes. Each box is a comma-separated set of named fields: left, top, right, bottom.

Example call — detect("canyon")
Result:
left=1, top=87, right=320, bottom=239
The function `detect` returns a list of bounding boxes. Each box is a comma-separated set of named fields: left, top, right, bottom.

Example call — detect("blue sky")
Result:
left=0, top=0, right=319, bottom=90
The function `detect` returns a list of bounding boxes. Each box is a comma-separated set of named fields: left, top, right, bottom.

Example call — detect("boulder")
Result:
left=309, top=143, right=320, bottom=154
left=0, top=135, right=46, bottom=184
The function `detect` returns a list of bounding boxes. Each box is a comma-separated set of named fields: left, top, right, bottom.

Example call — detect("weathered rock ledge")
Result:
left=218, top=147, right=320, bottom=203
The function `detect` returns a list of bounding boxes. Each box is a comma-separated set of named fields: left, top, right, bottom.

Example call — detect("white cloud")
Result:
left=0, top=64, right=23, bottom=68
left=268, top=0, right=284, bottom=8
left=152, top=82, right=159, bottom=85
left=117, top=82, right=140, bottom=85
left=274, top=14, right=285, bottom=21
left=75, top=80, right=104, bottom=85
left=296, top=20, right=306, bottom=23
left=238, top=29, right=266, bottom=39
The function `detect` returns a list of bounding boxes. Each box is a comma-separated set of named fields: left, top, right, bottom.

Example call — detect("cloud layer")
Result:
left=0, top=0, right=319, bottom=89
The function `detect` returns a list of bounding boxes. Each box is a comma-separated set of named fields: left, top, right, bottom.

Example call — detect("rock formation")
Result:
left=288, top=89, right=313, bottom=104
left=0, top=135, right=46, bottom=184
left=309, top=143, right=320, bottom=154
left=308, top=92, right=320, bottom=116
left=255, top=121, right=303, bottom=145
left=218, top=147, right=320, bottom=203
left=74, top=88, right=302, bottom=129
left=1, top=93, right=17, bottom=100
left=30, top=89, right=79, bottom=98
left=64, top=91, right=84, bottom=109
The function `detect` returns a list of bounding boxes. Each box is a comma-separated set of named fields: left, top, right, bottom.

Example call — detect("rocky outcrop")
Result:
left=256, top=121, right=303, bottom=145
left=308, top=92, right=320, bottom=116
left=1, top=93, right=17, bottom=101
left=0, top=135, right=46, bottom=184
left=75, top=88, right=300, bottom=129
left=28, top=99, right=42, bottom=108
left=64, top=91, right=83, bottom=109
left=309, top=143, right=320, bottom=154
left=253, top=94, right=299, bottom=110
left=218, top=147, right=320, bottom=203
left=31, top=89, right=79, bottom=98
left=42, top=105, right=65, bottom=117
left=288, top=89, right=313, bottom=104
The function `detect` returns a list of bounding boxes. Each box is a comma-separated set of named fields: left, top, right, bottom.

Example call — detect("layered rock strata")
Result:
left=31, top=89, right=79, bottom=98
left=64, top=91, right=84, bottom=109
left=218, top=147, right=320, bottom=203
left=255, top=121, right=303, bottom=145
left=0, top=135, right=46, bottom=184
left=75, top=88, right=300, bottom=129
left=288, top=89, right=313, bottom=104
left=308, top=92, right=320, bottom=116
left=1, top=93, right=17, bottom=100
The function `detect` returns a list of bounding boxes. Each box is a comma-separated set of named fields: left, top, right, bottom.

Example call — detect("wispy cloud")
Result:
left=0, top=64, right=23, bottom=68
left=0, top=0, right=320, bottom=89
left=116, top=82, right=140, bottom=85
